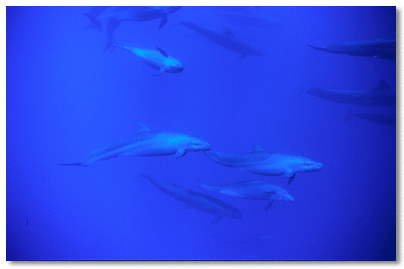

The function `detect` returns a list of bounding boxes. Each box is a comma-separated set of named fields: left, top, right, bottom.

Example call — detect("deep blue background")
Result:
left=6, top=6, right=396, bottom=260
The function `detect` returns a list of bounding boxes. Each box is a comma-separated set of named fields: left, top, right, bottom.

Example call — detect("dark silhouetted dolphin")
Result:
left=180, top=20, right=263, bottom=59
left=199, top=180, right=294, bottom=210
left=84, top=6, right=181, bottom=31
left=212, top=10, right=280, bottom=28
left=308, top=39, right=396, bottom=60
left=114, top=44, right=184, bottom=76
left=84, top=6, right=181, bottom=50
left=205, top=144, right=323, bottom=186
left=302, top=80, right=395, bottom=106
left=140, top=173, right=242, bottom=223
left=59, top=123, right=210, bottom=166
left=343, top=109, right=396, bottom=126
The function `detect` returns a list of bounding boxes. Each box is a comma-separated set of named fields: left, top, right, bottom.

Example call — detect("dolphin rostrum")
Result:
left=140, top=173, right=243, bottom=223
left=205, top=144, right=323, bottom=186
left=302, top=80, right=395, bottom=106
left=114, top=44, right=184, bottom=76
left=199, top=180, right=294, bottom=210
left=59, top=123, right=210, bottom=166
left=308, top=39, right=396, bottom=60
left=180, top=20, right=263, bottom=59
left=343, top=108, right=396, bottom=126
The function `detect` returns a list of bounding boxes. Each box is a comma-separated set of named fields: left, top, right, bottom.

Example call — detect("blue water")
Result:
left=6, top=6, right=396, bottom=261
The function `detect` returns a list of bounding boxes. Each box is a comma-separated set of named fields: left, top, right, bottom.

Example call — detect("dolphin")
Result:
left=114, top=44, right=184, bottom=76
left=91, top=6, right=181, bottom=29
left=59, top=123, right=210, bottom=166
left=180, top=20, right=263, bottom=59
left=204, top=144, right=323, bottom=186
left=84, top=6, right=181, bottom=50
left=301, top=80, right=395, bottom=106
left=212, top=10, right=281, bottom=28
left=199, top=180, right=294, bottom=210
left=308, top=39, right=396, bottom=60
left=140, top=173, right=243, bottom=223
left=343, top=108, right=396, bottom=126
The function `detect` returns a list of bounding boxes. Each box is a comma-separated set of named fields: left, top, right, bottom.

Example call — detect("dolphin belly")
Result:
left=243, top=163, right=286, bottom=176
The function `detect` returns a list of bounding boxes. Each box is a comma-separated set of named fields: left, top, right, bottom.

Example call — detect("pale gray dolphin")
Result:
left=343, top=108, right=396, bottom=126
left=309, top=39, right=395, bottom=60
left=199, top=180, right=294, bottom=210
left=302, top=80, right=395, bottom=106
left=180, top=20, right=263, bottom=59
left=114, top=44, right=184, bottom=76
left=204, top=144, right=323, bottom=186
left=59, top=123, right=210, bottom=166
left=140, top=173, right=242, bottom=223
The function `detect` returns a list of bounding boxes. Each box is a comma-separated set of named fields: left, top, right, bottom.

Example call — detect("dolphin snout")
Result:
left=177, top=63, right=184, bottom=72
left=201, top=142, right=211, bottom=151
left=287, top=194, right=295, bottom=202
left=314, top=162, right=323, bottom=171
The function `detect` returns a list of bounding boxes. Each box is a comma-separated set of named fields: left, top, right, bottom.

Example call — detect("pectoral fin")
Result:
left=283, top=170, right=295, bottom=177
left=287, top=174, right=296, bottom=186
left=265, top=200, right=274, bottom=211
left=173, top=148, right=187, bottom=159
left=212, top=215, right=223, bottom=223
left=159, top=16, right=168, bottom=29
left=153, top=68, right=166, bottom=76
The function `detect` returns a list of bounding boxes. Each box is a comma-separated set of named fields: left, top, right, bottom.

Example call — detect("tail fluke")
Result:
left=308, top=44, right=326, bottom=51
left=103, top=38, right=116, bottom=53
left=82, top=13, right=102, bottom=31
left=158, top=16, right=168, bottom=29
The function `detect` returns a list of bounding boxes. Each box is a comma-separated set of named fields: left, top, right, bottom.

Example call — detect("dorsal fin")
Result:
left=252, top=143, right=264, bottom=151
left=375, top=80, right=390, bottom=91
left=225, top=28, right=234, bottom=36
left=136, top=123, right=151, bottom=133
left=156, top=47, right=168, bottom=58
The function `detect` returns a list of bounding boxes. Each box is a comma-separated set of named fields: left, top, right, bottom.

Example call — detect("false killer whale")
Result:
left=205, top=144, right=323, bottom=186
left=59, top=123, right=210, bottom=166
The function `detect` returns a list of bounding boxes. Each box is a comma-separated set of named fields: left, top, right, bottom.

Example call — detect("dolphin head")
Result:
left=165, top=58, right=184, bottom=73
left=186, top=137, right=211, bottom=152
left=295, top=157, right=323, bottom=173
left=277, top=189, right=295, bottom=202
left=265, top=186, right=295, bottom=202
